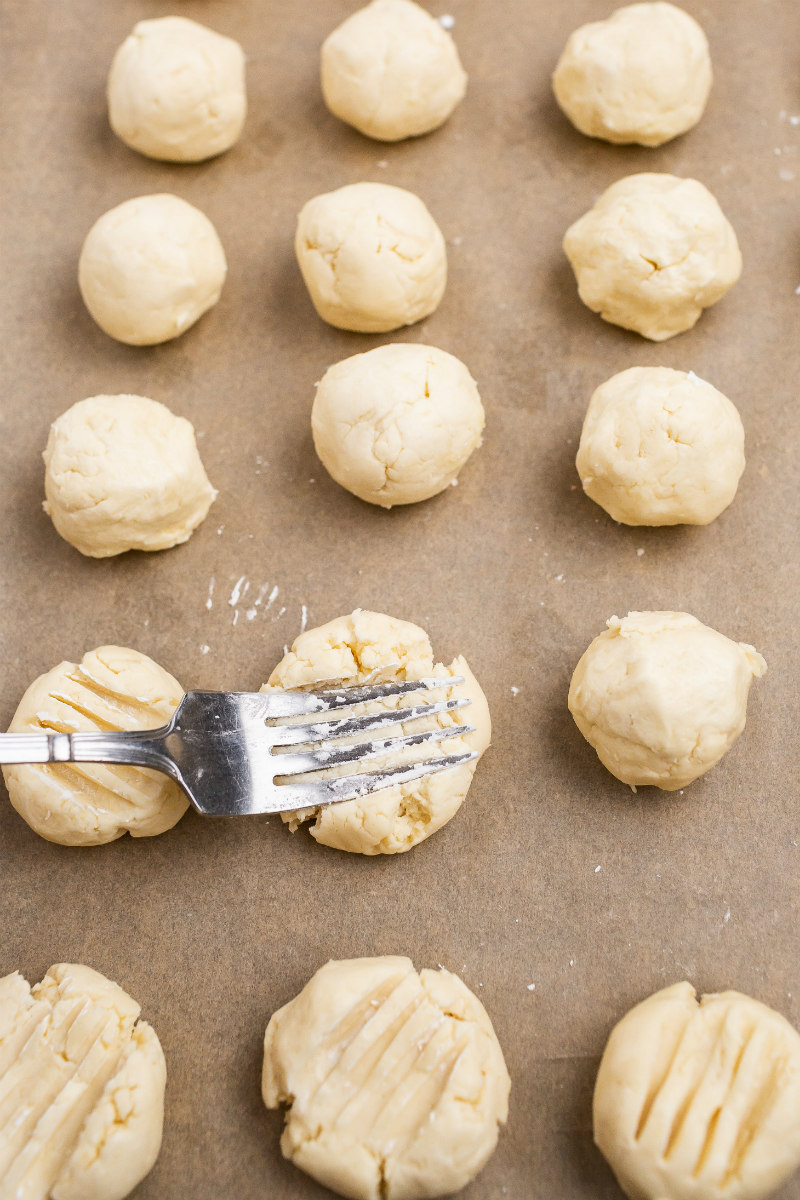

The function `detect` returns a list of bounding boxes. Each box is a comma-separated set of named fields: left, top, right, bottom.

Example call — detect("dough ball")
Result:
left=594, top=981, right=800, bottom=1200
left=43, top=394, right=217, bottom=557
left=563, top=174, right=742, bottom=341
left=295, top=182, right=447, bottom=333
left=263, top=956, right=510, bottom=1200
left=262, top=609, right=491, bottom=855
left=553, top=3, right=712, bottom=147
left=576, top=367, right=745, bottom=526
left=312, top=343, right=484, bottom=507
left=108, top=16, right=246, bottom=162
left=568, top=611, right=766, bottom=791
left=321, top=0, right=467, bottom=141
left=78, top=194, right=227, bottom=345
left=0, top=962, right=166, bottom=1200
left=3, top=646, right=188, bottom=845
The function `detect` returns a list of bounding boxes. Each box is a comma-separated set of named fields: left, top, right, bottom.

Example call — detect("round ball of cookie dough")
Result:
left=3, top=646, right=188, bottom=845
left=0, top=963, right=166, bottom=1200
left=568, top=611, right=766, bottom=790
left=108, top=17, right=246, bottom=162
left=594, top=981, right=800, bottom=1200
left=78, top=194, right=227, bottom=345
left=312, top=343, right=484, bottom=507
left=576, top=367, right=745, bottom=526
left=553, top=3, right=712, bottom=147
left=263, top=956, right=510, bottom=1200
left=262, top=609, right=491, bottom=855
left=295, top=182, right=447, bottom=333
left=44, top=394, right=217, bottom=557
left=563, top=174, right=741, bottom=341
left=321, top=0, right=467, bottom=141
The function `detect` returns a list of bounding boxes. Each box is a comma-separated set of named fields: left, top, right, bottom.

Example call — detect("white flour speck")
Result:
left=246, top=608, right=257, bottom=621
left=229, top=576, right=247, bottom=606
left=205, top=577, right=215, bottom=610
left=300, top=604, right=308, bottom=633
left=439, top=13, right=455, bottom=28
left=264, top=585, right=279, bottom=612
left=232, top=610, right=239, bottom=627
left=201, top=645, right=210, bottom=655
left=791, top=115, right=800, bottom=126
left=277, top=606, right=287, bottom=618
left=377, top=159, right=388, bottom=169
left=780, top=168, right=796, bottom=181
left=510, top=686, right=520, bottom=696
left=687, top=370, right=703, bottom=386
left=217, top=525, right=224, bottom=535
left=637, top=548, right=645, bottom=557
left=569, top=959, right=574, bottom=967
left=554, top=573, right=564, bottom=582
left=723, top=908, right=731, bottom=924
left=595, top=865, right=601, bottom=873
left=527, top=983, right=535, bottom=991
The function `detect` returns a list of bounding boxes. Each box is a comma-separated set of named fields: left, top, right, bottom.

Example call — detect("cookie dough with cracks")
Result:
left=576, top=367, right=745, bottom=526
left=553, top=3, right=712, bottom=147
left=44, top=394, right=216, bottom=557
left=563, top=174, right=742, bottom=341
left=568, top=611, right=766, bottom=790
left=0, top=962, right=166, bottom=1200
left=263, top=956, right=510, bottom=1200
left=295, top=182, right=447, bottom=333
left=108, top=16, right=246, bottom=162
left=262, top=609, right=491, bottom=854
left=594, top=981, right=800, bottom=1200
left=312, top=343, right=485, bottom=507
left=321, top=0, right=467, bottom=141
left=78, top=194, right=227, bottom=345
left=3, top=646, right=188, bottom=845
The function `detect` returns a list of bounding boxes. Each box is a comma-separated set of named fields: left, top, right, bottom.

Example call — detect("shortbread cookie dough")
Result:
left=263, top=956, right=510, bottom=1200
left=108, top=17, right=246, bottom=162
left=295, top=182, right=447, bottom=333
left=312, top=344, right=484, bottom=507
left=576, top=367, right=745, bottom=526
left=3, top=646, right=188, bottom=845
left=568, top=612, right=766, bottom=790
left=44, top=394, right=216, bottom=557
left=563, top=174, right=742, bottom=341
left=78, top=194, right=227, bottom=345
left=262, top=610, right=491, bottom=854
left=594, top=982, right=800, bottom=1200
left=0, top=963, right=166, bottom=1200
left=553, top=3, right=712, bottom=147
left=321, top=0, right=467, bottom=141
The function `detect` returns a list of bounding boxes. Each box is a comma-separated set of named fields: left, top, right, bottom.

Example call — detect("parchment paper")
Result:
left=2, top=1, right=799, bottom=1196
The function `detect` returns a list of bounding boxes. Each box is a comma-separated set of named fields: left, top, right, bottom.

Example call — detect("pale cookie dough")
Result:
left=43, top=394, right=216, bottom=557
left=553, top=3, right=712, bottom=147
left=295, top=182, right=447, bottom=333
left=108, top=17, right=246, bottom=162
left=594, top=981, right=800, bottom=1200
left=576, top=367, right=745, bottom=526
left=263, top=956, right=510, bottom=1200
left=262, top=609, right=491, bottom=855
left=78, top=194, right=227, bottom=345
left=312, top=344, right=485, bottom=507
left=3, top=646, right=188, bottom=845
left=321, top=0, right=467, bottom=141
left=0, top=963, right=166, bottom=1200
left=568, top=612, right=766, bottom=791
left=563, top=174, right=742, bottom=341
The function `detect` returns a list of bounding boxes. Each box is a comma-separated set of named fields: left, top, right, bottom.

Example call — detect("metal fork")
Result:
left=0, top=679, right=477, bottom=816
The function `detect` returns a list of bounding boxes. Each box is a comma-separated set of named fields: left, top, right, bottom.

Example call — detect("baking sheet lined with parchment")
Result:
left=2, top=1, right=799, bottom=1196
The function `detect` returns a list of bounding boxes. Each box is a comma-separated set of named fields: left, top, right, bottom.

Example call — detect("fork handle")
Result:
left=0, top=728, right=178, bottom=779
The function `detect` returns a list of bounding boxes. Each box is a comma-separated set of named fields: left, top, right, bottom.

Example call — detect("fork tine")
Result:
left=269, top=697, right=470, bottom=746
left=246, top=676, right=466, bottom=719
left=273, top=723, right=475, bottom=778
left=261, top=750, right=479, bottom=814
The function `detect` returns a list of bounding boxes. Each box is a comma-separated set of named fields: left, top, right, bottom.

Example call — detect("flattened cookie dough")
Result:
left=321, top=0, right=467, bottom=141
left=263, top=956, right=510, bottom=1200
left=3, top=646, right=188, bottom=845
left=576, top=367, right=745, bottom=526
left=44, top=394, right=216, bottom=557
left=312, top=343, right=485, bottom=507
left=568, top=612, right=766, bottom=790
left=0, top=963, right=166, bottom=1200
left=78, top=194, right=227, bottom=345
left=108, top=16, right=246, bottom=163
left=295, top=182, right=447, bottom=333
left=594, top=982, right=800, bottom=1200
left=262, top=610, right=491, bottom=854
left=553, top=3, right=712, bottom=147
left=563, top=174, right=741, bottom=341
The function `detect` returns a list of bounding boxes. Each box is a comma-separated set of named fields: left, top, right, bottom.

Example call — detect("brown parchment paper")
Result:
left=2, top=1, right=799, bottom=1196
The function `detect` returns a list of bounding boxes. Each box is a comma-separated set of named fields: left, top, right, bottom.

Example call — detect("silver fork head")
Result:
left=168, top=678, right=478, bottom=817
